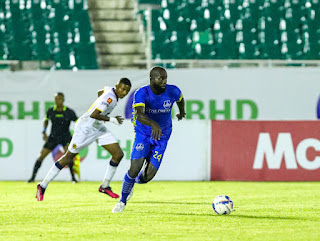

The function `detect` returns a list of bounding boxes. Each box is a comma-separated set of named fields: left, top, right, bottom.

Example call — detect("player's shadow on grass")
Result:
left=143, top=213, right=316, bottom=221
left=133, top=201, right=207, bottom=205
left=229, top=214, right=315, bottom=221
left=134, top=202, right=317, bottom=221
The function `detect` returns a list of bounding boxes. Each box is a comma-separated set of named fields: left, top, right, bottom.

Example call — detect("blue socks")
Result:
left=120, top=172, right=135, bottom=204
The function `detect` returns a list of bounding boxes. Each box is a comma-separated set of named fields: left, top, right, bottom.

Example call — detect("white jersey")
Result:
left=76, top=86, right=118, bottom=131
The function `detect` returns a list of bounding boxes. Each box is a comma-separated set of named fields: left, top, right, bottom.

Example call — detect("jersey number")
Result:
left=153, top=151, right=162, bottom=162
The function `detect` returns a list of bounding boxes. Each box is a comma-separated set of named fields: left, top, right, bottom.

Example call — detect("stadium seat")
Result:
left=172, top=31, right=194, bottom=59
left=0, top=0, right=98, bottom=69
left=139, top=0, right=320, bottom=60
left=0, top=2, right=6, bottom=59
left=6, top=0, right=32, bottom=60
left=28, top=0, right=51, bottom=60
left=152, top=30, right=171, bottom=59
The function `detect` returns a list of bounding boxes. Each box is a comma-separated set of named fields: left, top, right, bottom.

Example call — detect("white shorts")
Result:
left=68, top=125, right=117, bottom=154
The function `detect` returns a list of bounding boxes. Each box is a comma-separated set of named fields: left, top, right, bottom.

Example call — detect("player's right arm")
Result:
left=133, top=88, right=162, bottom=140
left=90, top=109, right=109, bottom=121
left=134, top=106, right=162, bottom=141
left=90, top=109, right=123, bottom=124
left=89, top=91, right=123, bottom=124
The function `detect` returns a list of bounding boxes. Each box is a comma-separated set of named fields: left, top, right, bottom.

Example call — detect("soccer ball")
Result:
left=212, top=195, right=234, bottom=215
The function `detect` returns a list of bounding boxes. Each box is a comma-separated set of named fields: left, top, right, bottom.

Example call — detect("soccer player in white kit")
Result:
left=36, top=78, right=132, bottom=201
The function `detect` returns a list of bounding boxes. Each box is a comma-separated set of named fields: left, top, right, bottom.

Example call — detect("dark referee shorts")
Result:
left=44, top=135, right=72, bottom=150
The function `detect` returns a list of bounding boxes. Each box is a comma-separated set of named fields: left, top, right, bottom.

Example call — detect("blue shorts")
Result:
left=130, top=131, right=171, bottom=170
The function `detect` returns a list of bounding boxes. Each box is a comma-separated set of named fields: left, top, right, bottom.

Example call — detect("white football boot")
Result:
left=112, top=201, right=126, bottom=213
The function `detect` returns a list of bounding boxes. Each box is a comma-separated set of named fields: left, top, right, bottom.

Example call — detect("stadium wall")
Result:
left=1, top=68, right=320, bottom=121
left=1, top=68, right=320, bottom=181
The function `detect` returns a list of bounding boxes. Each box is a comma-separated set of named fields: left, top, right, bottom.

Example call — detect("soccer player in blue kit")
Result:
left=112, top=66, right=186, bottom=213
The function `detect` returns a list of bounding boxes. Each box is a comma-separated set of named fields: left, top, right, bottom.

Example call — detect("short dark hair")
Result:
left=119, top=78, right=131, bottom=87
left=55, top=92, right=64, bottom=98
left=150, top=66, right=166, bottom=79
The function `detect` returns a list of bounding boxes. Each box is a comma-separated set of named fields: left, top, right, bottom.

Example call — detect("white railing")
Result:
left=0, top=60, right=19, bottom=70
left=134, top=59, right=320, bottom=68
left=0, top=60, right=19, bottom=65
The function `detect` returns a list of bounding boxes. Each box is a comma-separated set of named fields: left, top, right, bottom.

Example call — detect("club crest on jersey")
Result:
left=73, top=144, right=77, bottom=149
left=107, top=98, right=113, bottom=104
left=163, top=100, right=171, bottom=109
left=136, top=143, right=144, bottom=151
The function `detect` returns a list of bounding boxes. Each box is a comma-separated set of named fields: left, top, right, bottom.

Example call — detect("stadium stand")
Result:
left=139, top=0, right=320, bottom=60
left=1, top=0, right=320, bottom=69
left=0, top=0, right=98, bottom=69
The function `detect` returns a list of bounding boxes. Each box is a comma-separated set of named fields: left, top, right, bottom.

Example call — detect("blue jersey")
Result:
left=132, top=84, right=182, bottom=138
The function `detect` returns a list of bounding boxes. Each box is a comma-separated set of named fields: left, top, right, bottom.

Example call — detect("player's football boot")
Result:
left=99, top=186, right=119, bottom=199
left=36, top=183, right=46, bottom=201
left=27, top=178, right=35, bottom=183
left=71, top=177, right=78, bottom=183
left=127, top=187, right=134, bottom=201
left=112, top=201, right=126, bottom=213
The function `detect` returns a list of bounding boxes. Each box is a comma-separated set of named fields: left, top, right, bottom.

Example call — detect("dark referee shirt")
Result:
left=46, top=105, right=78, bottom=139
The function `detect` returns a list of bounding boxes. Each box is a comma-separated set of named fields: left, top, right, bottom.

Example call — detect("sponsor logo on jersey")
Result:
left=163, top=100, right=171, bottom=109
left=107, top=98, right=113, bottom=104
left=146, top=108, right=171, bottom=114
left=136, top=143, right=144, bottom=151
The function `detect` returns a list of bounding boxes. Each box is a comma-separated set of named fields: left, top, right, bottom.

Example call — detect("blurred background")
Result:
left=1, top=0, right=320, bottom=182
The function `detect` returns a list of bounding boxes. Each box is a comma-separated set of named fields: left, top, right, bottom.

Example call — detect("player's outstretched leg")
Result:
left=36, top=151, right=76, bottom=201
left=35, top=162, right=63, bottom=201
left=112, top=171, right=135, bottom=213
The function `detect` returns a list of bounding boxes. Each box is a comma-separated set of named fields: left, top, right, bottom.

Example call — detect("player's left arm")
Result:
left=176, top=97, right=186, bottom=120
left=173, top=87, right=186, bottom=120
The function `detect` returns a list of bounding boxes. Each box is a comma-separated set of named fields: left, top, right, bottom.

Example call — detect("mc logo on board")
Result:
left=211, top=121, right=320, bottom=181
left=253, top=133, right=320, bottom=170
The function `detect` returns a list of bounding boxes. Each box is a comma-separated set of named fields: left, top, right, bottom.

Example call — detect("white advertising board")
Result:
left=0, top=120, right=210, bottom=181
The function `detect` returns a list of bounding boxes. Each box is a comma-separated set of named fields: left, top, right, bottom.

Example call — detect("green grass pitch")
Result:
left=0, top=181, right=319, bottom=241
